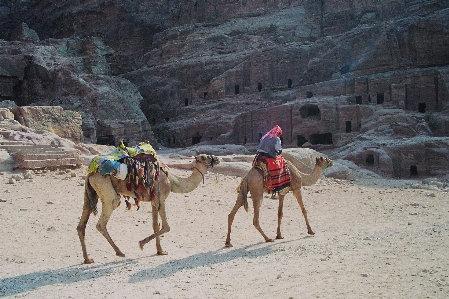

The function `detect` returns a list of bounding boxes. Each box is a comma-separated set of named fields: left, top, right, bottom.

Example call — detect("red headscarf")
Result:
left=262, top=125, right=282, bottom=140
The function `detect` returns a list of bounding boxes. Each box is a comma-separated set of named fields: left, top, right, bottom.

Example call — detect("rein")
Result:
left=193, top=155, right=216, bottom=184
left=193, top=166, right=205, bottom=184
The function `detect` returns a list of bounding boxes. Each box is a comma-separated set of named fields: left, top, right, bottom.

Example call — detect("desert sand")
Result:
left=0, top=153, right=448, bottom=299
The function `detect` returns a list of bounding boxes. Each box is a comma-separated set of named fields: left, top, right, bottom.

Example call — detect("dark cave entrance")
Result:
left=346, top=121, right=352, bottom=133
left=288, top=79, right=292, bottom=88
left=418, top=102, right=426, bottom=113
left=299, top=104, right=320, bottom=118
left=297, top=135, right=307, bottom=147
left=377, top=93, right=384, bottom=104
left=97, top=135, right=115, bottom=146
left=366, top=154, right=374, bottom=166
left=309, top=133, right=332, bottom=145
left=185, top=98, right=189, bottom=106
left=257, top=82, right=262, bottom=92
left=192, top=135, right=202, bottom=145
left=235, top=84, right=240, bottom=95
left=410, top=165, right=418, bottom=176
left=356, top=96, right=362, bottom=104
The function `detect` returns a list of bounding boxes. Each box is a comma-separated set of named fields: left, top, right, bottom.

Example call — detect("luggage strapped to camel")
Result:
left=87, top=141, right=168, bottom=210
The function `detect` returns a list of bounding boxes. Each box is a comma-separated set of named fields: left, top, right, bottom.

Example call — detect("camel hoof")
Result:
left=265, top=238, right=274, bottom=243
left=157, top=250, right=168, bottom=255
left=139, top=240, right=145, bottom=250
left=84, top=259, right=94, bottom=264
left=308, top=231, right=315, bottom=235
left=225, top=243, right=233, bottom=247
left=276, top=236, right=284, bottom=240
left=116, top=252, right=125, bottom=257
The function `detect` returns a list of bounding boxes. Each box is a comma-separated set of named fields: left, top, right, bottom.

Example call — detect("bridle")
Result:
left=194, top=155, right=217, bottom=183
left=195, top=155, right=217, bottom=168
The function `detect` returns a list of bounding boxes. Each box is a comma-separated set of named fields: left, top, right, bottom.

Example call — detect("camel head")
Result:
left=315, top=156, right=333, bottom=170
left=195, top=154, right=220, bottom=168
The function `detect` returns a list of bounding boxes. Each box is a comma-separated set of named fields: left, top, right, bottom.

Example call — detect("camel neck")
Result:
left=169, top=163, right=208, bottom=193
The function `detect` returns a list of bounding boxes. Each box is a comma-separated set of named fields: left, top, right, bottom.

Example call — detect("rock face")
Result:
left=10, top=106, right=83, bottom=143
left=0, top=1, right=449, bottom=177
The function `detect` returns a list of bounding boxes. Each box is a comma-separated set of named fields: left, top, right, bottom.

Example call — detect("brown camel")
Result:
left=77, top=154, right=220, bottom=264
left=225, top=156, right=333, bottom=247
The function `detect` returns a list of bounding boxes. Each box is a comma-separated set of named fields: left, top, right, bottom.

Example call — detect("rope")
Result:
left=193, top=166, right=205, bottom=184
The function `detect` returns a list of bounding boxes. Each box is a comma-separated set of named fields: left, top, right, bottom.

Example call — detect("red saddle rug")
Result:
left=253, top=154, right=291, bottom=192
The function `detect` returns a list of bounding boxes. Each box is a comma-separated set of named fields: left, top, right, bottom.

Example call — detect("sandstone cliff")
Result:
left=1, top=0, right=449, bottom=177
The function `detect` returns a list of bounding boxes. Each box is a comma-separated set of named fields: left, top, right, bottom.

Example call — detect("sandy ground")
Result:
left=0, top=155, right=448, bottom=299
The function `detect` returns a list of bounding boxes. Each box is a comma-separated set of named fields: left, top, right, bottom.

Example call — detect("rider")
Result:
left=257, top=125, right=283, bottom=158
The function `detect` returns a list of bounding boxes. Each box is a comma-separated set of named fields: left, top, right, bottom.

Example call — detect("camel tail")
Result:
left=84, top=174, right=99, bottom=215
left=237, top=177, right=249, bottom=212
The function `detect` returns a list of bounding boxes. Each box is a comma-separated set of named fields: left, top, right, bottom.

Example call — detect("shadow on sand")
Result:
left=0, top=259, right=137, bottom=298
left=129, top=240, right=300, bottom=283
left=0, top=239, right=305, bottom=296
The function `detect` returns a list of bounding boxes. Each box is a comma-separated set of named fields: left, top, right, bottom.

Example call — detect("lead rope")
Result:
left=193, top=166, right=205, bottom=184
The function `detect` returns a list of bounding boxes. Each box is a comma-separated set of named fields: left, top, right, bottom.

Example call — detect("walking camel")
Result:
left=225, top=156, right=333, bottom=247
left=77, top=154, right=219, bottom=264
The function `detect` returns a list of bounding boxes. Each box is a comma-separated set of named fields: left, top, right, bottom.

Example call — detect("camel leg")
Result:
left=292, top=188, right=315, bottom=235
left=252, top=197, right=274, bottom=243
left=225, top=198, right=244, bottom=247
left=89, top=175, right=125, bottom=258
left=276, top=194, right=285, bottom=239
left=149, top=204, right=168, bottom=255
left=96, top=200, right=125, bottom=257
left=139, top=200, right=170, bottom=253
left=76, top=202, right=95, bottom=264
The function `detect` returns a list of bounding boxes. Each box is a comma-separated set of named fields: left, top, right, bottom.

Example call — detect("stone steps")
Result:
left=0, top=141, right=82, bottom=169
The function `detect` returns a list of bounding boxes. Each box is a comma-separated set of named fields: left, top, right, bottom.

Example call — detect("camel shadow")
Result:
left=129, top=241, right=294, bottom=283
left=0, top=259, right=137, bottom=298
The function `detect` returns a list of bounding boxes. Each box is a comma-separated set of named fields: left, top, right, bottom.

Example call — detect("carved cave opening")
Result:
left=366, top=154, right=374, bottom=166
left=299, top=104, right=320, bottom=118
left=297, top=135, right=307, bottom=147
left=288, top=79, right=292, bottom=88
left=418, top=102, right=426, bottom=113
left=309, top=133, right=332, bottom=145
left=377, top=93, right=384, bottom=104
left=185, top=98, right=189, bottom=106
left=346, top=121, right=352, bottom=133
left=192, top=135, right=202, bottom=145
left=203, top=92, right=208, bottom=99
left=97, top=135, right=115, bottom=146
left=356, top=96, right=362, bottom=104
left=258, top=132, right=263, bottom=141
left=235, top=84, right=240, bottom=95
left=257, top=82, right=262, bottom=92
left=410, top=165, right=418, bottom=176
left=306, top=91, right=314, bottom=98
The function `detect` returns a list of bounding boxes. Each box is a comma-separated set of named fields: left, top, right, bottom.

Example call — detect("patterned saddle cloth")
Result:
left=87, top=141, right=167, bottom=209
left=253, top=154, right=291, bottom=193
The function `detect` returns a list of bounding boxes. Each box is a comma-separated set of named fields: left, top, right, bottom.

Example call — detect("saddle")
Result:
left=88, top=141, right=168, bottom=210
left=253, top=154, right=291, bottom=193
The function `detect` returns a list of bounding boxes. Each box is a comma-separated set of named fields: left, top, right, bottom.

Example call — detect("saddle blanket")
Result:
left=253, top=154, right=291, bottom=192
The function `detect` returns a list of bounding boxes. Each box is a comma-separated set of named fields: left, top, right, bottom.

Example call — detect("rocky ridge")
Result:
left=0, top=1, right=449, bottom=177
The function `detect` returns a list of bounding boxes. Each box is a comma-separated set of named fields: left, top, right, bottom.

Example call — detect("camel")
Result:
left=225, top=156, right=333, bottom=247
left=77, top=154, right=220, bottom=264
